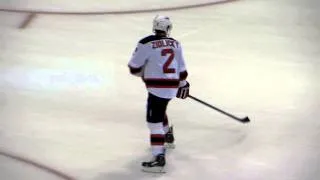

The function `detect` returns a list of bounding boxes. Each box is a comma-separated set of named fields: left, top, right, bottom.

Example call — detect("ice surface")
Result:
left=0, top=0, right=319, bottom=180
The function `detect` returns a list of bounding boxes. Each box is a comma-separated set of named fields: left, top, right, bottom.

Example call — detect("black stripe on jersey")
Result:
left=128, top=65, right=143, bottom=74
left=179, top=71, right=188, bottom=80
left=139, top=35, right=176, bottom=44
left=144, top=79, right=179, bottom=88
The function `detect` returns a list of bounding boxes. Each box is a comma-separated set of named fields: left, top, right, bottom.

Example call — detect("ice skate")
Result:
left=142, top=154, right=166, bottom=173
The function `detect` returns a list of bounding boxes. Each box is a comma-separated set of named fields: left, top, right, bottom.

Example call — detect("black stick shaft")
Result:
left=188, top=95, right=244, bottom=122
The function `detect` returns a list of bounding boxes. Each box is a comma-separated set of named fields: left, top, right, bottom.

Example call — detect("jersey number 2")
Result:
left=161, top=49, right=176, bottom=74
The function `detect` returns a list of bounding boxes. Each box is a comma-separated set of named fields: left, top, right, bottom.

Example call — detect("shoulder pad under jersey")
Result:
left=139, top=35, right=159, bottom=44
left=139, top=35, right=177, bottom=44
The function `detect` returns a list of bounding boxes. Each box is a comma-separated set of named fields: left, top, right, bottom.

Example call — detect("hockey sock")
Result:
left=148, top=122, right=165, bottom=156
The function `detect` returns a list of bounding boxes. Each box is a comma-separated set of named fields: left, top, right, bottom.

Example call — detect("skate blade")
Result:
left=142, top=166, right=166, bottom=173
left=165, top=143, right=175, bottom=149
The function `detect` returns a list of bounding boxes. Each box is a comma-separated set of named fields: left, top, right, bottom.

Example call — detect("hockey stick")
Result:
left=188, top=95, right=250, bottom=123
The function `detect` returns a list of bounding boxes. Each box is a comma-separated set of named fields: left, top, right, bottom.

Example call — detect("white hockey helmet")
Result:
left=152, top=15, right=172, bottom=36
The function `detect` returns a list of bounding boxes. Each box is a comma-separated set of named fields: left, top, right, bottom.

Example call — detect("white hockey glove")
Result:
left=176, top=81, right=190, bottom=99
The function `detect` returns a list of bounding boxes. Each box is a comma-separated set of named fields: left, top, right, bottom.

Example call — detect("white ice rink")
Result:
left=0, top=0, right=320, bottom=180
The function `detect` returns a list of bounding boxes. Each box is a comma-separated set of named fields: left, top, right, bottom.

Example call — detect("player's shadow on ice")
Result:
left=92, top=149, right=180, bottom=180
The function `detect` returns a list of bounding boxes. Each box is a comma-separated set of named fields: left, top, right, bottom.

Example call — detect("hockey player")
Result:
left=128, top=15, right=189, bottom=173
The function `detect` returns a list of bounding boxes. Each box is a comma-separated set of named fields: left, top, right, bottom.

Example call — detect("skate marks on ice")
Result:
left=92, top=127, right=248, bottom=180
left=0, top=34, right=5, bottom=59
left=91, top=146, right=186, bottom=179
left=0, top=149, right=76, bottom=180
left=18, top=13, right=37, bottom=29
left=176, top=110, right=250, bottom=150
left=0, top=0, right=240, bottom=29
left=91, top=153, right=203, bottom=180
left=91, top=148, right=235, bottom=180
left=92, top=154, right=167, bottom=180
left=189, top=124, right=248, bottom=149
left=0, top=0, right=240, bottom=15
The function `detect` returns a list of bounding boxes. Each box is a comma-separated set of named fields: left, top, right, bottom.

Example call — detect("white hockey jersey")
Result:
left=128, top=35, right=188, bottom=99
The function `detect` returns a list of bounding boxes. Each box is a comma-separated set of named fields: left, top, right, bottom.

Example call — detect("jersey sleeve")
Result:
left=128, top=43, right=149, bottom=69
left=176, top=43, right=188, bottom=81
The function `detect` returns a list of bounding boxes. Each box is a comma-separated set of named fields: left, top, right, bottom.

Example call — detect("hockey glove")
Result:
left=176, top=81, right=190, bottom=99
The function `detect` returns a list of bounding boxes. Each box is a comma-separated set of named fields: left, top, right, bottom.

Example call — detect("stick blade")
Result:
left=240, top=116, right=250, bottom=123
